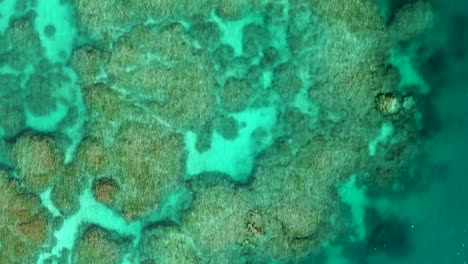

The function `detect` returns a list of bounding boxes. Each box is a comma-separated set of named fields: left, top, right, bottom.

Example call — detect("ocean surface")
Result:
left=0, top=0, right=466, bottom=263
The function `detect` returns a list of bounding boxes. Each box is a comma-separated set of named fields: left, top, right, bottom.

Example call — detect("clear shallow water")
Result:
left=0, top=0, right=467, bottom=263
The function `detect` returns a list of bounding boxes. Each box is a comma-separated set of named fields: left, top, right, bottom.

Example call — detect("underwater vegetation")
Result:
left=0, top=0, right=466, bottom=263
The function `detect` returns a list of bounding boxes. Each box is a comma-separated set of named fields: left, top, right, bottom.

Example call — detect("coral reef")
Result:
left=73, top=226, right=127, bottom=264
left=0, top=0, right=437, bottom=263
left=0, top=172, right=50, bottom=263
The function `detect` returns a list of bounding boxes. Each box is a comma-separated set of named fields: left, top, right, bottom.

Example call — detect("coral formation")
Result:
left=0, top=172, right=50, bottom=263
left=73, top=226, right=127, bottom=264
left=0, top=0, right=437, bottom=263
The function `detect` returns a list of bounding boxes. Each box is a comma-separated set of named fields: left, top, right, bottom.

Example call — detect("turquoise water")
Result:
left=0, top=0, right=467, bottom=263
left=303, top=1, right=468, bottom=263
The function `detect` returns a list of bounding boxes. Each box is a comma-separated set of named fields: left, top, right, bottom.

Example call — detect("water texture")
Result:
left=0, top=0, right=466, bottom=263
